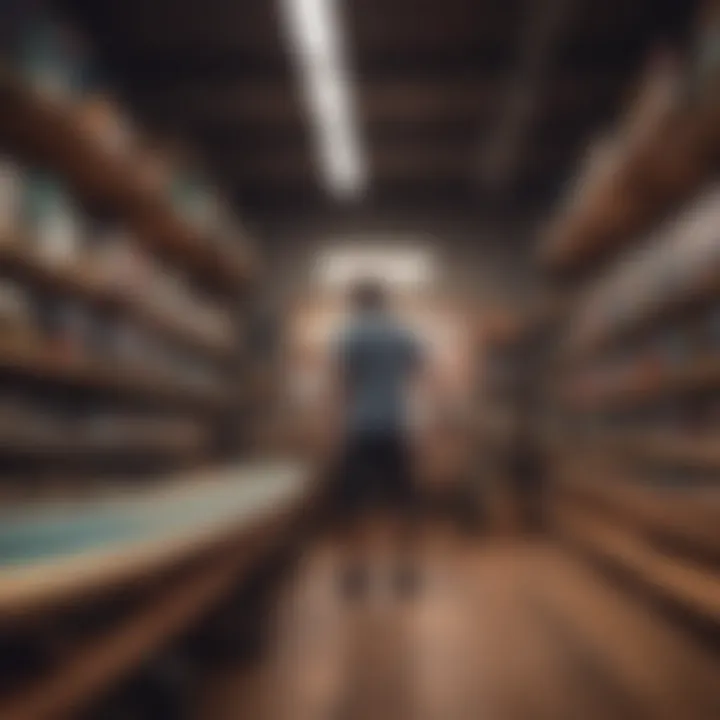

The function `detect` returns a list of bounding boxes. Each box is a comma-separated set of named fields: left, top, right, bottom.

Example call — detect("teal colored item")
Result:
left=0, top=465, right=305, bottom=567
left=18, top=15, right=90, bottom=96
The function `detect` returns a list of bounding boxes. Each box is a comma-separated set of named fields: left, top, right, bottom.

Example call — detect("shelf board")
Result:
left=0, top=428, right=207, bottom=457
left=0, top=241, right=236, bottom=361
left=549, top=429, right=720, bottom=471
left=530, top=551, right=720, bottom=720
left=553, top=457, right=720, bottom=557
left=554, top=498, right=720, bottom=625
left=566, top=355, right=720, bottom=411
left=0, top=69, right=252, bottom=293
left=0, top=555, right=243, bottom=720
left=599, top=431, right=720, bottom=471
left=0, top=337, right=229, bottom=412
left=540, top=85, right=720, bottom=276
left=564, top=250, right=720, bottom=367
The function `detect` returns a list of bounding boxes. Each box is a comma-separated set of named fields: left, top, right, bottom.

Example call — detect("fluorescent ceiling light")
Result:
left=279, top=0, right=367, bottom=198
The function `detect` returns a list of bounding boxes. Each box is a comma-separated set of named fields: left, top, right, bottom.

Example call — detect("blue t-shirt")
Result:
left=336, top=312, right=422, bottom=437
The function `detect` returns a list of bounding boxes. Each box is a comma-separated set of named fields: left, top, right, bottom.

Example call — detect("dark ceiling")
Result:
left=63, top=0, right=698, bottom=231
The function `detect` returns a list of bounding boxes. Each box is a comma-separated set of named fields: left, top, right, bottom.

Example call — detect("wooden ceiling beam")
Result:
left=209, top=140, right=577, bottom=183
left=136, top=70, right=625, bottom=130
left=231, top=177, right=557, bottom=220
left=213, top=145, right=472, bottom=181
left=477, top=0, right=574, bottom=190
left=116, top=43, right=511, bottom=90
left=136, top=78, right=498, bottom=126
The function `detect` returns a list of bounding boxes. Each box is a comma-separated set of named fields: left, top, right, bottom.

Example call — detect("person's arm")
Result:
left=408, top=332, right=442, bottom=406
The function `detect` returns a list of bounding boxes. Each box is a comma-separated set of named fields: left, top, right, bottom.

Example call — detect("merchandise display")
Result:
left=565, top=185, right=720, bottom=359
left=0, top=2, right=253, bottom=489
left=541, top=25, right=720, bottom=275
left=537, top=4, right=720, bottom=639
left=1, top=2, right=719, bottom=718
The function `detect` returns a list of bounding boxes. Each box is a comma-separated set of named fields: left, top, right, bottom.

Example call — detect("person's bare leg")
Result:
left=389, top=496, right=424, bottom=598
left=337, top=505, right=375, bottom=600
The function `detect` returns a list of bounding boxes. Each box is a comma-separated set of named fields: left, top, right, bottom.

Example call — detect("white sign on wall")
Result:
left=313, top=243, right=437, bottom=290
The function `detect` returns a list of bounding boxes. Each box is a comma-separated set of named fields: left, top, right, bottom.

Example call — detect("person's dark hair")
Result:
left=350, top=278, right=386, bottom=311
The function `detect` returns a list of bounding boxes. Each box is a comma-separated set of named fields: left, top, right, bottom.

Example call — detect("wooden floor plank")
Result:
left=199, top=525, right=718, bottom=719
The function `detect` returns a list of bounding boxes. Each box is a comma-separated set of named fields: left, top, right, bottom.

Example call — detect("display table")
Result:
left=0, top=462, right=310, bottom=616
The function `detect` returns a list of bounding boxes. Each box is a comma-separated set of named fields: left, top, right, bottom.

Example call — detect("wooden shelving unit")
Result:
left=0, top=10, right=294, bottom=720
left=563, top=354, right=720, bottom=411
left=558, top=185, right=720, bottom=365
left=0, top=68, right=254, bottom=293
left=0, top=241, right=236, bottom=361
left=552, top=454, right=720, bottom=553
left=0, top=554, right=245, bottom=720
left=564, top=278, right=720, bottom=364
left=536, top=3, right=720, bottom=640
left=0, top=336, right=229, bottom=412
left=553, top=500, right=720, bottom=624
left=0, top=53, right=258, bottom=475
left=539, top=48, right=720, bottom=277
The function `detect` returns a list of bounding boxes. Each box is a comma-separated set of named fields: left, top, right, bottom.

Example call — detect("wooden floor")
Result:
left=200, top=521, right=719, bottom=720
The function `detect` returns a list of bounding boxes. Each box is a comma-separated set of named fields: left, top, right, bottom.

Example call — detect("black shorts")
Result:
left=332, top=432, right=415, bottom=517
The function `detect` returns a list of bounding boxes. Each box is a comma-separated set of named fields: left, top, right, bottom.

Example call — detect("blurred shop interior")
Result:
left=0, top=0, right=718, bottom=718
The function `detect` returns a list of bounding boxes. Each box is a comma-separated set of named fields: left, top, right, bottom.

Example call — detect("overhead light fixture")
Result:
left=314, top=243, right=437, bottom=290
left=278, top=0, right=367, bottom=198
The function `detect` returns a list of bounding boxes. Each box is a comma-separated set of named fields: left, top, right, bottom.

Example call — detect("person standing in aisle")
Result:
left=330, top=278, right=428, bottom=598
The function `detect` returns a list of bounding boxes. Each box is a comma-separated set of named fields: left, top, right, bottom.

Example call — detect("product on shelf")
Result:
left=689, top=1, right=720, bottom=100
left=0, top=157, right=25, bottom=237
left=0, top=278, right=35, bottom=344
left=114, top=320, right=152, bottom=369
left=89, top=225, right=149, bottom=296
left=169, top=173, right=214, bottom=233
left=24, top=173, right=83, bottom=267
left=147, top=261, right=234, bottom=349
left=16, top=13, right=91, bottom=102
left=566, top=184, right=720, bottom=356
left=84, top=308, right=116, bottom=360
left=34, top=297, right=87, bottom=363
